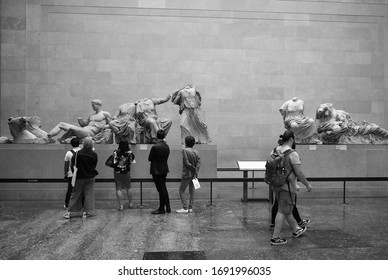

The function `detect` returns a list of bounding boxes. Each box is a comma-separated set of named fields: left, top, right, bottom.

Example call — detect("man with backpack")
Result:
left=265, top=130, right=313, bottom=245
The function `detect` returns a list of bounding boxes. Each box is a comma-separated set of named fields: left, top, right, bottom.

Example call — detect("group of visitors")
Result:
left=62, top=130, right=200, bottom=219
left=62, top=124, right=311, bottom=247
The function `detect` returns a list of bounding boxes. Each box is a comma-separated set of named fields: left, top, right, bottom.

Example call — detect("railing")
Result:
left=1, top=176, right=388, bottom=205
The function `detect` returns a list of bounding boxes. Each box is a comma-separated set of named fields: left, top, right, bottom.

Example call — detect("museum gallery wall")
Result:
left=1, top=0, right=388, bottom=167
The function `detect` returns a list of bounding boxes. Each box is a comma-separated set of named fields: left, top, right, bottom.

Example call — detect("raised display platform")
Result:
left=294, top=144, right=388, bottom=198
left=297, top=144, right=388, bottom=177
left=0, top=144, right=217, bottom=201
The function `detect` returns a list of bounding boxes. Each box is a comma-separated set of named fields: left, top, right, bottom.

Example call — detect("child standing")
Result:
left=176, top=136, right=201, bottom=214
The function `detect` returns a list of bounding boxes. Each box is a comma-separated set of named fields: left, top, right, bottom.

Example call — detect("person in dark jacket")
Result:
left=148, top=130, right=170, bottom=214
left=63, top=137, right=98, bottom=219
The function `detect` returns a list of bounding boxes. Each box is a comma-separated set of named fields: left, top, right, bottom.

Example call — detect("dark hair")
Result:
left=156, top=130, right=166, bottom=140
left=70, top=137, right=80, bottom=148
left=117, top=140, right=130, bottom=156
left=278, top=130, right=295, bottom=145
left=185, top=136, right=195, bottom=148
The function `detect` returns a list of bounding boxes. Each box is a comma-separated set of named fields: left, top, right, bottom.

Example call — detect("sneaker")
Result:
left=188, top=207, right=193, bottom=213
left=269, top=223, right=275, bottom=230
left=117, top=205, right=124, bottom=211
left=82, top=212, right=91, bottom=219
left=293, top=226, right=307, bottom=238
left=176, top=208, right=189, bottom=214
left=63, top=211, right=70, bottom=219
left=270, top=237, right=287, bottom=245
left=298, top=219, right=310, bottom=227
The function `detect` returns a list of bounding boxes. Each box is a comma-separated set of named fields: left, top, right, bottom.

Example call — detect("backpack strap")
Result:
left=283, top=149, right=295, bottom=204
left=282, top=149, right=294, bottom=176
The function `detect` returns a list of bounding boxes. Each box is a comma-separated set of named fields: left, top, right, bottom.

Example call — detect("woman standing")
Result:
left=113, top=140, right=135, bottom=210
left=63, top=137, right=98, bottom=219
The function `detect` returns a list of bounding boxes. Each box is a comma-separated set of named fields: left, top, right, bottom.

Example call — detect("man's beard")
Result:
left=292, top=142, right=296, bottom=149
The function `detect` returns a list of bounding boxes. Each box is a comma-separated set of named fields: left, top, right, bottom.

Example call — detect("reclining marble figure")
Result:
left=316, top=103, right=388, bottom=144
left=47, top=99, right=112, bottom=143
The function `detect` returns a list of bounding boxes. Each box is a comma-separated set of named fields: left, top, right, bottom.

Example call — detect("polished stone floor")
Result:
left=0, top=197, right=387, bottom=260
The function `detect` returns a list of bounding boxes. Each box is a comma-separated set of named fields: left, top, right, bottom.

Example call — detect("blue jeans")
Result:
left=179, top=177, right=195, bottom=209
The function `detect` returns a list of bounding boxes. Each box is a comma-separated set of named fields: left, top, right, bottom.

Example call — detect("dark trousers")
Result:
left=152, top=174, right=170, bottom=210
left=65, top=177, right=84, bottom=208
left=271, top=195, right=302, bottom=224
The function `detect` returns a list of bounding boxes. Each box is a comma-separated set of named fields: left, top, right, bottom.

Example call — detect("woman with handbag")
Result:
left=111, top=140, right=135, bottom=211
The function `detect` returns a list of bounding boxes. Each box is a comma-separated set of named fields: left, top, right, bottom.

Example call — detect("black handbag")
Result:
left=105, top=154, right=114, bottom=168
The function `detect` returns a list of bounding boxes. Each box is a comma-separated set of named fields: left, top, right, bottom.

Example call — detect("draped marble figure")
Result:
left=171, top=84, right=211, bottom=144
left=279, top=97, right=322, bottom=144
left=316, top=103, right=388, bottom=144
left=109, top=102, right=137, bottom=144
left=135, top=95, right=172, bottom=144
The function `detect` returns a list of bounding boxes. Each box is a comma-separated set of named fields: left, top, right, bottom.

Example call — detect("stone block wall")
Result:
left=1, top=0, right=388, bottom=168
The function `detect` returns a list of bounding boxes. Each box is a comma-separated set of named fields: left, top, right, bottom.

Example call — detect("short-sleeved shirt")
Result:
left=64, top=147, right=81, bottom=177
left=275, top=145, right=301, bottom=193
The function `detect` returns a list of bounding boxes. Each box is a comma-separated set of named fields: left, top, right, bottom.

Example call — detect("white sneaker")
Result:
left=188, top=208, right=193, bottom=213
left=176, top=208, right=189, bottom=214
left=63, top=211, right=70, bottom=219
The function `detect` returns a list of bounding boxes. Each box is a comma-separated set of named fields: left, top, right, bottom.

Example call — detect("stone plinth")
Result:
left=294, top=144, right=388, bottom=199
left=0, top=144, right=217, bottom=201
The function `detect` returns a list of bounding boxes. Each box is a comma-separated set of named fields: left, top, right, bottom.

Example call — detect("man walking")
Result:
left=271, top=130, right=312, bottom=245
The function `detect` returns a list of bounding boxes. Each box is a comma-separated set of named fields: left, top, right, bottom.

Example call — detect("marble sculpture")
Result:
left=171, top=84, right=211, bottom=144
left=279, top=97, right=322, bottom=144
left=316, top=103, right=388, bottom=144
left=47, top=100, right=113, bottom=143
left=134, top=95, right=172, bottom=144
left=8, top=116, right=54, bottom=144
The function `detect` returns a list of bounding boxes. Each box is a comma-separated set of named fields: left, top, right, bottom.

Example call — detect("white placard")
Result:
left=139, top=144, right=148, bottom=150
left=336, top=145, right=347, bottom=150
left=236, top=161, right=266, bottom=171
left=309, top=145, right=317, bottom=150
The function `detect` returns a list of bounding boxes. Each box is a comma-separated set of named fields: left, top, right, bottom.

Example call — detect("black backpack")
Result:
left=264, top=148, right=294, bottom=189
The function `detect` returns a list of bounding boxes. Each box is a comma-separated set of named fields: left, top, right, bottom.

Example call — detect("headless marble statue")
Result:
left=279, top=97, right=322, bottom=144
left=171, top=84, right=211, bottom=144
